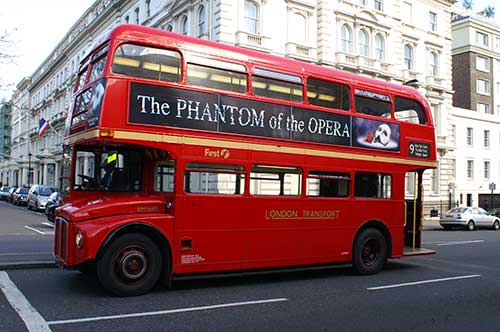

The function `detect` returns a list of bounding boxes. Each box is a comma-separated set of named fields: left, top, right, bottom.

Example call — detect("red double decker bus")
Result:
left=54, top=25, right=437, bottom=296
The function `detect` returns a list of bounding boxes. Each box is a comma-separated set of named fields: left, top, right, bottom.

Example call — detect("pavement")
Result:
left=0, top=235, right=55, bottom=270
left=0, top=218, right=444, bottom=271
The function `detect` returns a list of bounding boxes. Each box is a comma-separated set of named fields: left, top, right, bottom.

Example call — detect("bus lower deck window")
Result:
left=354, top=172, right=391, bottom=199
left=307, top=171, right=350, bottom=197
left=250, top=165, right=302, bottom=196
left=184, top=163, right=245, bottom=195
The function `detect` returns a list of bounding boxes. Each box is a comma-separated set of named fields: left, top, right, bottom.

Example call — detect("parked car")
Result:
left=12, top=187, right=29, bottom=206
left=7, top=186, right=18, bottom=203
left=45, top=191, right=61, bottom=222
left=440, top=207, right=500, bottom=231
left=27, top=185, right=54, bottom=211
left=0, top=186, right=10, bottom=200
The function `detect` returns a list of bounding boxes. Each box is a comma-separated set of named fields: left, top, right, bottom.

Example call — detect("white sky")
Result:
left=0, top=0, right=95, bottom=100
left=0, top=0, right=499, bottom=101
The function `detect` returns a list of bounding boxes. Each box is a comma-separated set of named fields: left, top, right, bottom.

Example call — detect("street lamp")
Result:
left=490, top=182, right=496, bottom=210
left=28, top=152, right=32, bottom=186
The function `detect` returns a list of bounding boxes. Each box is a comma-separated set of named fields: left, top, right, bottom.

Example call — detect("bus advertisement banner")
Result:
left=128, top=82, right=400, bottom=151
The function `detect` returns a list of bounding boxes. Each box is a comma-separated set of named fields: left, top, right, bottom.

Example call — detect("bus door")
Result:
left=246, top=165, right=305, bottom=266
left=404, top=170, right=427, bottom=253
left=175, top=162, right=247, bottom=273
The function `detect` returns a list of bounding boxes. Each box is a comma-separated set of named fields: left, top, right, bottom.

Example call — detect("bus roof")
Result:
left=94, top=24, right=426, bottom=105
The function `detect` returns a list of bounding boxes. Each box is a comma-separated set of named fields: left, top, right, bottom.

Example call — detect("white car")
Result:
left=440, top=207, right=500, bottom=231
left=0, top=186, right=10, bottom=200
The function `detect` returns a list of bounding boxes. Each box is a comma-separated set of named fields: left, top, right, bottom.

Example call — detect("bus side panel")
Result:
left=174, top=195, right=247, bottom=273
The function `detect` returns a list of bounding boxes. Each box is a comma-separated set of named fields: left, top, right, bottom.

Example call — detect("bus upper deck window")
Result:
left=252, top=68, right=303, bottom=103
left=112, top=43, right=181, bottom=82
left=394, top=97, right=427, bottom=124
left=355, top=95, right=391, bottom=118
left=307, top=77, right=350, bottom=111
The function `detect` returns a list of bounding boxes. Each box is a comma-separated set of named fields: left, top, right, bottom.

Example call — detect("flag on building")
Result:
left=38, top=117, right=49, bottom=137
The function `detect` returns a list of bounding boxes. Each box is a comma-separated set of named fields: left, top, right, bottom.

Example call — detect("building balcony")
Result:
left=235, top=31, right=271, bottom=52
left=335, top=52, right=392, bottom=77
left=425, top=75, right=446, bottom=91
left=285, top=43, right=317, bottom=62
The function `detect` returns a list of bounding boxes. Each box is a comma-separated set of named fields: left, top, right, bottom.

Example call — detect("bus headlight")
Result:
left=75, top=231, right=84, bottom=249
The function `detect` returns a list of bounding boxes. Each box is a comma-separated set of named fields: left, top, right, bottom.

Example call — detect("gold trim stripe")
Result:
left=66, top=129, right=438, bottom=168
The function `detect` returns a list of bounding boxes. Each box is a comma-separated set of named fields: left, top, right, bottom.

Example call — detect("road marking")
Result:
left=41, top=222, right=54, bottom=228
left=437, top=240, right=485, bottom=246
left=0, top=252, right=52, bottom=257
left=24, top=226, right=45, bottom=235
left=0, top=271, right=52, bottom=332
left=367, top=275, right=481, bottom=291
left=48, top=298, right=288, bottom=325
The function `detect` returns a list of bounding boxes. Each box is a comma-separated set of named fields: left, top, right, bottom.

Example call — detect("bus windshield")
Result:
left=73, top=146, right=144, bottom=192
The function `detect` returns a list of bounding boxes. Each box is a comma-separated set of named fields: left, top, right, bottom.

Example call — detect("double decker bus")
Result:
left=55, top=25, right=437, bottom=296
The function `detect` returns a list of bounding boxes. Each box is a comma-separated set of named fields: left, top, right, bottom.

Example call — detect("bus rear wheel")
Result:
left=352, top=228, right=387, bottom=275
left=97, top=233, right=162, bottom=296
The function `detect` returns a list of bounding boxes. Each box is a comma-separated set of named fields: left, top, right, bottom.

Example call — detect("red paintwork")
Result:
left=55, top=25, right=436, bottom=277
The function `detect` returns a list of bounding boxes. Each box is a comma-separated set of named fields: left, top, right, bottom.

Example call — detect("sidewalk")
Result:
left=0, top=235, right=55, bottom=270
left=423, top=217, right=442, bottom=230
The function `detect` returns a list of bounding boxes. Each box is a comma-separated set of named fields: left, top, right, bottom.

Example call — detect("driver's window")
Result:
left=74, top=151, right=96, bottom=189
left=155, top=160, right=175, bottom=192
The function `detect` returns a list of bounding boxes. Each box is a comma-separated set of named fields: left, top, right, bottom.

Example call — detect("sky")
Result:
left=0, top=0, right=95, bottom=100
left=0, top=0, right=500, bottom=101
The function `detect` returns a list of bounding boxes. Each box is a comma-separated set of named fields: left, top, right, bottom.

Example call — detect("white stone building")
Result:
left=0, top=0, right=456, bottom=206
left=451, top=12, right=500, bottom=209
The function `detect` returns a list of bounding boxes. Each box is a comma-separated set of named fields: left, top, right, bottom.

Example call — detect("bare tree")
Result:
left=462, top=0, right=473, bottom=10
left=483, top=5, right=495, bottom=18
left=0, top=29, right=17, bottom=92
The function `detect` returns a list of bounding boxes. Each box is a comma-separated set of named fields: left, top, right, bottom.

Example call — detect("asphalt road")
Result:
left=2, top=202, right=500, bottom=331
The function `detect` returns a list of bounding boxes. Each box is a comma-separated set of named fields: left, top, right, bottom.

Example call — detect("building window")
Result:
left=341, top=24, right=352, bottom=53
left=431, top=103, right=440, bottom=133
left=484, top=130, right=490, bottom=148
left=432, top=167, right=439, bottom=194
left=476, top=55, right=490, bottom=72
left=476, top=31, right=489, bottom=47
left=181, top=16, right=188, bottom=35
left=166, top=24, right=173, bottom=32
left=289, top=12, right=306, bottom=45
left=198, top=5, right=207, bottom=36
left=428, top=51, right=438, bottom=76
left=496, top=37, right=500, bottom=50
left=467, top=127, right=474, bottom=146
left=467, top=160, right=474, bottom=179
left=374, top=33, right=385, bottom=60
left=146, top=0, right=151, bottom=17
left=477, top=102, right=491, bottom=114
left=135, top=7, right=140, bottom=24
left=358, top=30, right=368, bottom=57
left=374, top=0, right=383, bottom=11
left=477, top=79, right=490, bottom=95
left=125, top=15, right=129, bottom=24
left=244, top=0, right=259, bottom=34
left=484, top=161, right=491, bottom=179
left=429, top=12, right=437, bottom=32
left=404, top=44, right=413, bottom=70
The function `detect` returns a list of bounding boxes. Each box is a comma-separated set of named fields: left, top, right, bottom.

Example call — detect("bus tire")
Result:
left=352, top=228, right=387, bottom=275
left=97, top=233, right=162, bottom=297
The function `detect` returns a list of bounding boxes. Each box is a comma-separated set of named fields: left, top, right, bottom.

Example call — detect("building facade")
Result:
left=451, top=13, right=500, bottom=209
left=0, top=0, right=456, bottom=206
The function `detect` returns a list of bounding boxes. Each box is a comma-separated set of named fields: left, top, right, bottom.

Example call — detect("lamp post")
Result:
left=490, top=182, right=496, bottom=210
left=28, top=152, right=32, bottom=186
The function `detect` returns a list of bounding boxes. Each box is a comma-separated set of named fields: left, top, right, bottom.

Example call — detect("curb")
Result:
left=0, top=261, right=55, bottom=270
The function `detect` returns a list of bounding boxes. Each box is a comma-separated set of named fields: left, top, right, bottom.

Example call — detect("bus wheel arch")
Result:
left=96, top=223, right=173, bottom=296
left=352, top=221, right=391, bottom=275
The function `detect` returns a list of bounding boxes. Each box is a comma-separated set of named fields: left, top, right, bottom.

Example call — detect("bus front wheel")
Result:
left=97, top=233, right=162, bottom=296
left=352, top=228, right=387, bottom=275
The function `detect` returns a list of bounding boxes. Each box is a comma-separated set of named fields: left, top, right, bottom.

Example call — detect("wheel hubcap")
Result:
left=117, top=247, right=147, bottom=280
left=361, top=239, right=379, bottom=267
